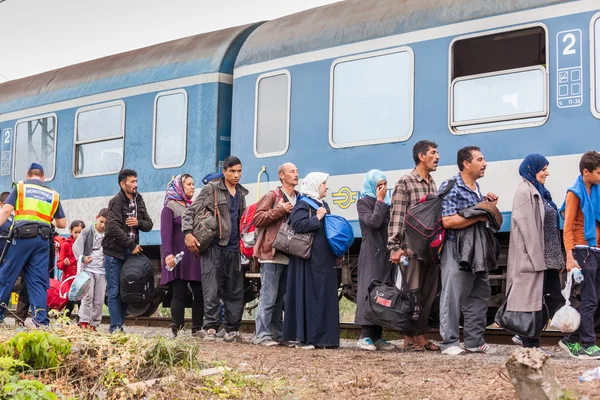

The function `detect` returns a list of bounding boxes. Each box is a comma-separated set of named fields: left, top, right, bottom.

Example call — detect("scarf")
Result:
left=300, top=172, right=329, bottom=201
left=164, top=174, right=192, bottom=206
left=560, top=175, right=600, bottom=246
left=518, top=154, right=557, bottom=210
left=362, top=169, right=391, bottom=205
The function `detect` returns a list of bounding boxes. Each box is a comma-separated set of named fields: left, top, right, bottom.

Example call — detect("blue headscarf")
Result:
left=362, top=169, right=391, bottom=205
left=518, top=154, right=557, bottom=210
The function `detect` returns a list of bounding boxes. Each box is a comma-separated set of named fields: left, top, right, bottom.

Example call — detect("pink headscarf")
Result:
left=164, top=175, right=192, bottom=206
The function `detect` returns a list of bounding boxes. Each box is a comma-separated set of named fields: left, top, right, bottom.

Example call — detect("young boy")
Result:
left=560, top=151, right=600, bottom=359
left=73, top=208, right=108, bottom=330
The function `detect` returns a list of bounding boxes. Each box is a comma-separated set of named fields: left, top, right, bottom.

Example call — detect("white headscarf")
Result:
left=300, top=172, right=329, bottom=201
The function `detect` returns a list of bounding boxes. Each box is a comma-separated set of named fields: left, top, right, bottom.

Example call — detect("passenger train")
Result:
left=1, top=0, right=599, bottom=318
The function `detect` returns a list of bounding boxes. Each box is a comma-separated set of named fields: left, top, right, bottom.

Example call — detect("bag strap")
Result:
left=385, top=262, right=410, bottom=288
left=77, top=255, right=84, bottom=274
left=438, top=179, right=457, bottom=199
left=212, top=184, right=222, bottom=239
left=300, top=196, right=320, bottom=210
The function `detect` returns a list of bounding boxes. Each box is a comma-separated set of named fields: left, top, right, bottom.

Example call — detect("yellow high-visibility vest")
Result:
left=14, top=181, right=59, bottom=224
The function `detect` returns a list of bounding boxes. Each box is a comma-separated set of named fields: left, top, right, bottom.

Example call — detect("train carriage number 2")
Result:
left=562, top=33, right=576, bottom=55
left=3, top=131, right=9, bottom=144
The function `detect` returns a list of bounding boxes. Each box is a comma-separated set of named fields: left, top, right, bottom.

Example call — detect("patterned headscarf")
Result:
left=518, top=154, right=557, bottom=210
left=164, top=174, right=193, bottom=206
left=362, top=169, right=391, bottom=205
left=300, top=172, right=329, bottom=201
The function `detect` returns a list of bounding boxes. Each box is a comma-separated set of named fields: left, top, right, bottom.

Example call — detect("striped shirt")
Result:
left=439, top=173, right=484, bottom=241
left=387, top=168, right=437, bottom=257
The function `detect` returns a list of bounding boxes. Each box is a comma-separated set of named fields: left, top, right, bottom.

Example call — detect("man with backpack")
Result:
left=252, top=162, right=299, bottom=346
left=438, top=146, right=498, bottom=356
left=388, top=140, right=441, bottom=351
left=103, top=169, right=153, bottom=333
left=183, top=156, right=248, bottom=342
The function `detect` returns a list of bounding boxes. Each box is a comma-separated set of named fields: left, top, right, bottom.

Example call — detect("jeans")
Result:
left=105, top=255, right=128, bottom=332
left=255, top=263, right=287, bottom=343
left=170, top=279, right=203, bottom=333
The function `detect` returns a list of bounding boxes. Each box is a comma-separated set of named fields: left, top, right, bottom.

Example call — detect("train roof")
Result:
left=235, top=0, right=571, bottom=69
left=0, top=23, right=260, bottom=114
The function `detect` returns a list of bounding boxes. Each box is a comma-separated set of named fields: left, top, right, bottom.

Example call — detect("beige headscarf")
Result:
left=300, top=172, right=329, bottom=201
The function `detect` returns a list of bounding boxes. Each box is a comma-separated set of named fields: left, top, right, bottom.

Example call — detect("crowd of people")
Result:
left=0, top=146, right=600, bottom=360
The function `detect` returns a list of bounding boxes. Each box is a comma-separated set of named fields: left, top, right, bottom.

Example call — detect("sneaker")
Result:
left=204, top=328, right=217, bottom=342
left=374, top=339, right=396, bottom=351
left=538, top=347, right=552, bottom=357
left=258, top=339, right=279, bottom=347
left=192, top=329, right=207, bottom=339
left=90, top=326, right=97, bottom=332
left=558, top=338, right=581, bottom=359
left=216, top=328, right=226, bottom=339
left=295, top=343, right=315, bottom=350
left=442, top=346, right=465, bottom=356
left=109, top=327, right=124, bottom=334
left=466, top=343, right=496, bottom=354
left=578, top=345, right=600, bottom=360
left=80, top=322, right=90, bottom=330
left=357, top=338, right=377, bottom=351
left=512, top=335, right=523, bottom=346
left=223, top=331, right=244, bottom=343
left=279, top=341, right=297, bottom=348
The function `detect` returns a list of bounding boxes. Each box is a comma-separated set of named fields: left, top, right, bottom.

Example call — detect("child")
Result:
left=58, top=220, right=85, bottom=317
left=73, top=209, right=108, bottom=330
left=560, top=151, right=600, bottom=359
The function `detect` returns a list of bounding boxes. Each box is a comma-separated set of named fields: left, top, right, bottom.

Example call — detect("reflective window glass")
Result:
left=595, top=19, right=600, bottom=113
left=14, top=116, right=57, bottom=181
left=331, top=51, right=412, bottom=146
left=255, top=73, right=289, bottom=156
left=154, top=92, right=187, bottom=167
left=76, top=104, right=123, bottom=141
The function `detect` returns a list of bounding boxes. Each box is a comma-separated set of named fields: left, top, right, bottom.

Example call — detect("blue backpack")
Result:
left=300, top=197, right=354, bottom=257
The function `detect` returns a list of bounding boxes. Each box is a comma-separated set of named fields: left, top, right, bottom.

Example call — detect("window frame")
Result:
left=152, top=89, right=188, bottom=169
left=253, top=69, right=291, bottom=158
left=73, top=100, right=126, bottom=178
left=13, top=113, right=58, bottom=182
left=448, top=23, right=550, bottom=135
left=328, top=46, right=415, bottom=149
left=590, top=12, right=600, bottom=119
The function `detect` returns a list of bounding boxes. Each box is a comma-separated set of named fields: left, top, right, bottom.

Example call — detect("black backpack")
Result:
left=120, top=254, right=155, bottom=303
left=403, top=179, right=456, bottom=265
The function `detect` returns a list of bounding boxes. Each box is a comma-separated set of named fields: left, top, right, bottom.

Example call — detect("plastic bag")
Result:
left=550, top=270, right=581, bottom=333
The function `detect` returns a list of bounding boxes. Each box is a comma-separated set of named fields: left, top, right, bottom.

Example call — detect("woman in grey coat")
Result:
left=505, top=154, right=564, bottom=349
left=354, top=170, right=395, bottom=351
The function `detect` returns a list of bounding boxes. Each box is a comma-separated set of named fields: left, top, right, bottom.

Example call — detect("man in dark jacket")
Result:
left=183, top=156, right=248, bottom=342
left=102, top=169, right=153, bottom=333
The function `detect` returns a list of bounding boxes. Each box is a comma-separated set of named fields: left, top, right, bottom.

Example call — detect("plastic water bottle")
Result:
left=579, top=367, right=600, bottom=382
left=166, top=251, right=185, bottom=272
left=400, top=255, right=409, bottom=267
left=572, top=268, right=584, bottom=284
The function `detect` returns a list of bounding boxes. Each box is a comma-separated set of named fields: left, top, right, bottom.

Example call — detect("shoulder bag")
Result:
left=193, top=185, right=222, bottom=254
left=494, top=286, right=548, bottom=338
left=272, top=204, right=313, bottom=259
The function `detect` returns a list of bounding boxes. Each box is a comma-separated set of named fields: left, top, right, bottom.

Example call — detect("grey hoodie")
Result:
left=73, top=224, right=105, bottom=275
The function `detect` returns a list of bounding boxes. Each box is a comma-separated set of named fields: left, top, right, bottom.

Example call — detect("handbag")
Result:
left=67, top=256, right=92, bottom=302
left=193, top=185, right=222, bottom=254
left=494, top=286, right=548, bottom=338
left=364, top=263, right=421, bottom=332
left=272, top=207, right=313, bottom=259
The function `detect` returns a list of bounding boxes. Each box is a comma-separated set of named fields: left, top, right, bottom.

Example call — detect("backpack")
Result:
left=403, top=179, right=456, bottom=265
left=239, top=190, right=281, bottom=258
left=120, top=254, right=155, bottom=303
left=300, top=197, right=354, bottom=257
left=47, top=278, right=70, bottom=311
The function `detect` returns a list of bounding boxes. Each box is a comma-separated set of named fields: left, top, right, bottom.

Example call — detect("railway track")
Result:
left=101, top=316, right=563, bottom=345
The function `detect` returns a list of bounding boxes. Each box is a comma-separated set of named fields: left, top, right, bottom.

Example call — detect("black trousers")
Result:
left=15, top=281, right=29, bottom=324
left=360, top=325, right=382, bottom=342
left=522, top=269, right=565, bottom=348
left=170, top=279, right=204, bottom=332
left=201, top=246, right=243, bottom=332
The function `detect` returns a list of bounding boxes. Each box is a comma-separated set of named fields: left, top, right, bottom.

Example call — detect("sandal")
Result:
left=423, top=341, right=441, bottom=351
left=402, top=342, right=425, bottom=352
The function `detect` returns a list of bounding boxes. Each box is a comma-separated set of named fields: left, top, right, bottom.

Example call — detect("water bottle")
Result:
left=579, top=367, right=600, bottom=382
left=166, top=251, right=185, bottom=272
left=572, top=268, right=584, bottom=284
left=400, top=255, right=409, bottom=267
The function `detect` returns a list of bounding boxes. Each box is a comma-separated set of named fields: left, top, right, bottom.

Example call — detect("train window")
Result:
left=330, top=48, right=413, bottom=148
left=450, top=25, right=548, bottom=133
left=153, top=90, right=187, bottom=168
left=13, top=114, right=57, bottom=182
left=593, top=16, right=600, bottom=118
left=74, top=101, right=125, bottom=177
left=254, top=71, right=290, bottom=157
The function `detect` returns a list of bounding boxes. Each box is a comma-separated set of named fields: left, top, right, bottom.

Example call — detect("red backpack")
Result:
left=239, top=190, right=281, bottom=258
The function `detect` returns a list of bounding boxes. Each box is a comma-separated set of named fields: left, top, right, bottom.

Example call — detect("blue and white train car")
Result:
left=231, top=0, right=600, bottom=302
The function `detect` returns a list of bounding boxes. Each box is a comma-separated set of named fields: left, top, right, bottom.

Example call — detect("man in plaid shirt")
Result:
left=388, top=140, right=440, bottom=351
left=438, top=146, right=498, bottom=356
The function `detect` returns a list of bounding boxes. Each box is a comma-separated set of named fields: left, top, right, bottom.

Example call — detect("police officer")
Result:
left=0, top=163, right=66, bottom=326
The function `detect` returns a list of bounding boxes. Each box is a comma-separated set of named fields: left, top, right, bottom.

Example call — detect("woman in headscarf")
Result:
left=505, top=154, right=564, bottom=350
left=283, top=172, right=340, bottom=349
left=160, top=174, right=203, bottom=338
left=354, top=170, right=396, bottom=351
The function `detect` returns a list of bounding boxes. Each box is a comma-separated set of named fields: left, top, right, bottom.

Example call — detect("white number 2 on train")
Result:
left=562, top=33, right=577, bottom=55
left=3, top=131, right=9, bottom=144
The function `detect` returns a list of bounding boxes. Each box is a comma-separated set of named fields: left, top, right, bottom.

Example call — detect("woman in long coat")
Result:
left=283, top=172, right=340, bottom=349
left=506, top=154, right=563, bottom=349
left=354, top=170, right=396, bottom=351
